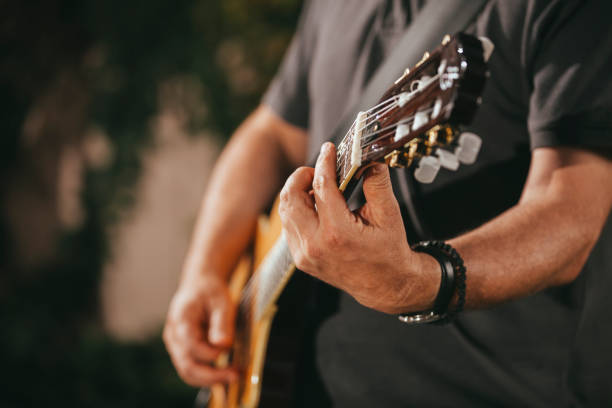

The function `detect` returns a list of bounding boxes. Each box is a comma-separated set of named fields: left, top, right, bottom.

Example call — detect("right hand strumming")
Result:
left=163, top=272, right=238, bottom=387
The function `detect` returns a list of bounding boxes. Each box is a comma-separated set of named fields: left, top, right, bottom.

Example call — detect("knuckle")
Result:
left=182, top=362, right=196, bottom=378
left=323, top=225, right=344, bottom=247
left=295, top=166, right=311, bottom=177
left=312, top=175, right=328, bottom=191
left=285, top=167, right=311, bottom=191
left=182, top=362, right=210, bottom=385
left=183, top=339, right=198, bottom=356
left=179, top=364, right=197, bottom=384
left=279, top=188, right=290, bottom=204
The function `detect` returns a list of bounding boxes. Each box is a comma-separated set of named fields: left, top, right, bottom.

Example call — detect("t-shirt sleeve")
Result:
left=527, top=0, right=612, bottom=150
left=262, top=0, right=319, bottom=130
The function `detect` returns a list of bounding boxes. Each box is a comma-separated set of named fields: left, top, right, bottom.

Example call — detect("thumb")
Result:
left=207, top=291, right=236, bottom=348
left=362, top=163, right=399, bottom=216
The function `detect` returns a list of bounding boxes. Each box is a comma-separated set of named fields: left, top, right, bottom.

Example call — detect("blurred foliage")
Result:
left=0, top=0, right=301, bottom=406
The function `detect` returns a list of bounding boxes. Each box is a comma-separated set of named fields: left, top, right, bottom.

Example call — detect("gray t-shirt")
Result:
left=263, top=1, right=612, bottom=406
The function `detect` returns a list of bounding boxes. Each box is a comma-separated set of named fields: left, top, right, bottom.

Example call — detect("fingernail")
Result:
left=210, top=330, right=226, bottom=345
left=321, top=142, right=331, bottom=154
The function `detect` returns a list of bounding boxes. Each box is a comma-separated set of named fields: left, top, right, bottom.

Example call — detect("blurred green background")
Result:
left=0, top=0, right=301, bottom=406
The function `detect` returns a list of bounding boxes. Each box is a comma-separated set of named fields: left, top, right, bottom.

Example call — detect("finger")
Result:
left=279, top=166, right=318, bottom=238
left=313, top=143, right=350, bottom=226
left=207, top=291, right=236, bottom=349
left=173, top=322, right=222, bottom=362
left=361, top=163, right=401, bottom=221
left=177, top=358, right=238, bottom=387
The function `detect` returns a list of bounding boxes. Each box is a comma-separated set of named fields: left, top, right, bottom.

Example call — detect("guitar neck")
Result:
left=247, top=233, right=292, bottom=321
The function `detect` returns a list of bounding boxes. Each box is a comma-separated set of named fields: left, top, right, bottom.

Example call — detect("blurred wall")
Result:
left=101, top=80, right=220, bottom=340
left=0, top=1, right=302, bottom=406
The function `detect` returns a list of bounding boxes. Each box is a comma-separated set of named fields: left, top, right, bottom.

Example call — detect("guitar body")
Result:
left=209, top=198, right=293, bottom=408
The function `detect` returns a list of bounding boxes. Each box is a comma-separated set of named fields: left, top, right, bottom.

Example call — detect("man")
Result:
left=164, top=0, right=612, bottom=406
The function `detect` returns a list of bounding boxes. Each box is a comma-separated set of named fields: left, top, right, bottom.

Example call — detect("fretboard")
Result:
left=337, top=111, right=366, bottom=191
left=248, top=233, right=293, bottom=321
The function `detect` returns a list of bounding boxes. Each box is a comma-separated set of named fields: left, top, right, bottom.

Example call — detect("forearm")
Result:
left=448, top=148, right=612, bottom=309
left=277, top=144, right=611, bottom=315
left=184, top=106, right=306, bottom=281
left=451, top=197, right=596, bottom=308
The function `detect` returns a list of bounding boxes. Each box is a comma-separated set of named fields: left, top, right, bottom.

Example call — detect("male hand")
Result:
left=279, top=142, right=440, bottom=314
left=163, top=270, right=238, bottom=387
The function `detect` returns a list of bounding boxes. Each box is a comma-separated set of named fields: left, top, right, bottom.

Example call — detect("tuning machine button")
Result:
left=431, top=97, right=443, bottom=119
left=436, top=149, right=459, bottom=171
left=394, top=123, right=410, bottom=142
left=412, top=108, right=429, bottom=131
left=414, top=156, right=440, bottom=184
left=454, top=132, right=482, bottom=165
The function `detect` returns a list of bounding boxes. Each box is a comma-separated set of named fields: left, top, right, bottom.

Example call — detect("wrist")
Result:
left=399, top=241, right=467, bottom=324
left=397, top=248, right=441, bottom=313
left=182, top=249, right=228, bottom=284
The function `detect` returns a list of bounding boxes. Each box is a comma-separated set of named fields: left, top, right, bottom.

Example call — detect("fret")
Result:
left=338, top=111, right=366, bottom=191
left=336, top=134, right=352, bottom=186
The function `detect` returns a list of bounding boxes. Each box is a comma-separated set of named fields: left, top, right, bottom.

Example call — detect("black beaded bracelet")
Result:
left=398, top=240, right=466, bottom=324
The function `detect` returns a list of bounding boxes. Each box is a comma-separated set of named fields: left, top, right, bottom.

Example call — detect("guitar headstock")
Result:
left=336, top=33, right=494, bottom=190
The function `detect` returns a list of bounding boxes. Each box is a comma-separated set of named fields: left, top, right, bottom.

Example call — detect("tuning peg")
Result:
left=394, top=68, right=411, bottom=85
left=394, top=123, right=410, bottom=142
left=412, top=108, right=429, bottom=131
left=454, top=132, right=482, bottom=165
left=436, top=149, right=459, bottom=171
left=416, top=51, right=430, bottom=68
left=414, top=156, right=440, bottom=184
left=431, top=97, right=443, bottom=119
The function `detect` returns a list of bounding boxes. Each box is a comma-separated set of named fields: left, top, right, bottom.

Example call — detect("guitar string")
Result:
left=341, top=72, right=442, bottom=145
left=336, top=97, right=400, bottom=162
left=335, top=89, right=414, bottom=150
left=360, top=105, right=438, bottom=150
left=352, top=79, right=437, bottom=146
left=336, top=95, right=398, bottom=153
left=337, top=104, right=440, bottom=174
left=336, top=76, right=443, bottom=171
left=337, top=71, right=441, bottom=153
left=338, top=100, right=400, bottom=151
left=336, top=100, right=401, bottom=168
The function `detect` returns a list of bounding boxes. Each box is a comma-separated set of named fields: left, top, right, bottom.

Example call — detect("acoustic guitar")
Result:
left=204, top=32, right=494, bottom=408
